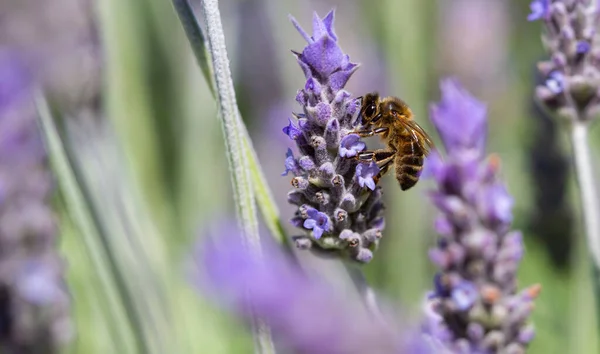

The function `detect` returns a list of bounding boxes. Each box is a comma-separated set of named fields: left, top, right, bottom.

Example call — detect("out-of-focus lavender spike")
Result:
left=423, top=79, right=539, bottom=353
left=531, top=0, right=600, bottom=121
left=283, top=10, right=384, bottom=263
left=193, top=221, right=437, bottom=354
left=529, top=0, right=600, bottom=313
left=0, top=50, right=72, bottom=352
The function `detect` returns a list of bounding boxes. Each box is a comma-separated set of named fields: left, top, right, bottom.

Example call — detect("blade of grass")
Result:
left=66, top=118, right=177, bottom=354
left=169, top=0, right=287, bottom=246
left=198, top=0, right=274, bottom=352
left=35, top=94, right=140, bottom=354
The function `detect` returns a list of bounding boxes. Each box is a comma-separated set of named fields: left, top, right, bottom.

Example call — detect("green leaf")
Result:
left=35, top=94, right=140, bottom=354
left=170, top=0, right=288, bottom=247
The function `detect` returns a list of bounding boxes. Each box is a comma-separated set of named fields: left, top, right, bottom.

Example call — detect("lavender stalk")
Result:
left=285, top=11, right=385, bottom=263
left=529, top=0, right=600, bottom=312
left=199, top=0, right=274, bottom=352
left=424, top=80, right=539, bottom=353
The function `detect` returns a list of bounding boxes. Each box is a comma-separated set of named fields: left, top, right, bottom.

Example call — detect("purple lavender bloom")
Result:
left=339, top=134, right=365, bottom=158
left=532, top=1, right=600, bottom=120
left=282, top=148, right=300, bottom=176
left=0, top=50, right=71, bottom=352
left=303, top=207, right=330, bottom=239
left=194, top=223, right=434, bottom=354
left=282, top=117, right=302, bottom=140
left=430, top=80, right=487, bottom=156
left=545, top=71, right=565, bottom=94
left=423, top=80, right=539, bottom=353
left=284, top=11, right=384, bottom=262
left=527, top=0, right=549, bottom=22
left=356, top=162, right=379, bottom=191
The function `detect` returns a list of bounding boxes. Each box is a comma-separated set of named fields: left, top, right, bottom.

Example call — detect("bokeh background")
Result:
left=2, top=0, right=598, bottom=352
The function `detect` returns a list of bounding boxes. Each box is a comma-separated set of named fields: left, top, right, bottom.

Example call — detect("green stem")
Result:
left=198, top=0, right=275, bottom=352
left=169, top=0, right=287, bottom=246
left=35, top=95, right=141, bottom=354
left=570, top=121, right=600, bottom=323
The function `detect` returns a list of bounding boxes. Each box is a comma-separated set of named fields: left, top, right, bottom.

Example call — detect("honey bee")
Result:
left=354, top=93, right=434, bottom=190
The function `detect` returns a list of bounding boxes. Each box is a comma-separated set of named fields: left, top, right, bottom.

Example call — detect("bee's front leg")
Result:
left=352, top=127, right=389, bottom=138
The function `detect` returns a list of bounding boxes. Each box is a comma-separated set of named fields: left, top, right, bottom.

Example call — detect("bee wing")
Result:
left=397, top=119, right=434, bottom=155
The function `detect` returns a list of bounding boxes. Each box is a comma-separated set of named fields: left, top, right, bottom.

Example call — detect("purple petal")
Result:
left=312, top=226, right=324, bottom=239
left=527, top=0, right=548, bottom=22
left=301, top=36, right=344, bottom=79
left=289, top=15, right=312, bottom=43
left=283, top=118, right=302, bottom=140
left=430, top=79, right=487, bottom=155
left=451, top=281, right=478, bottom=310
left=303, top=219, right=317, bottom=229
left=321, top=10, right=337, bottom=41
left=365, top=178, right=376, bottom=191
left=195, top=223, right=405, bottom=353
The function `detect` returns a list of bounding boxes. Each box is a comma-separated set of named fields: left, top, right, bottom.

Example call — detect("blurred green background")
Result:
left=4, top=0, right=599, bottom=352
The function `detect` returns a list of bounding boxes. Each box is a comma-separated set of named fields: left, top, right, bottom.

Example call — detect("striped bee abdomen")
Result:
left=396, top=139, right=425, bottom=190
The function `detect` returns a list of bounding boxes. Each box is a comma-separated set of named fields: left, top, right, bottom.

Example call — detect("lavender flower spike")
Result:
left=194, top=222, right=434, bottom=354
left=530, top=0, right=600, bottom=311
left=533, top=0, right=600, bottom=122
left=284, top=10, right=384, bottom=262
left=0, top=51, right=71, bottom=351
left=423, top=79, right=540, bottom=353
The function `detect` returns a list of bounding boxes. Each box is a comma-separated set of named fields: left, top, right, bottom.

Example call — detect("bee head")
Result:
left=360, top=92, right=380, bottom=125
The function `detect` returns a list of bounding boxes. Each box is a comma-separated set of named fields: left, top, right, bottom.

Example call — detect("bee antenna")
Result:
left=356, top=96, right=364, bottom=104
left=291, top=50, right=301, bottom=57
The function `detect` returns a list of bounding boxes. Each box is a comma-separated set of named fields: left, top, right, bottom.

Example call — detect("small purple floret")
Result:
left=355, top=162, right=379, bottom=191
left=451, top=281, right=478, bottom=311
left=282, top=117, right=302, bottom=140
left=545, top=71, right=565, bottom=94
left=430, top=79, right=487, bottom=155
left=339, top=134, right=365, bottom=158
left=282, top=148, right=300, bottom=176
left=527, top=0, right=549, bottom=22
left=303, top=207, right=330, bottom=239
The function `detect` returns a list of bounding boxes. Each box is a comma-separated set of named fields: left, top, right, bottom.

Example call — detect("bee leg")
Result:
left=357, top=149, right=395, bottom=162
left=353, top=129, right=375, bottom=137
left=352, top=127, right=389, bottom=138
left=374, top=159, right=395, bottom=184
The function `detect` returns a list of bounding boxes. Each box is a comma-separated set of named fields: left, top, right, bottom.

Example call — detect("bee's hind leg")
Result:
left=356, top=148, right=396, bottom=185
left=357, top=149, right=395, bottom=163
left=374, top=159, right=394, bottom=184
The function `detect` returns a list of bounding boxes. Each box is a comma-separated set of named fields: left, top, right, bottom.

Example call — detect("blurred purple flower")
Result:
left=424, top=80, right=539, bottom=353
left=545, top=71, right=564, bottom=94
left=0, top=50, right=71, bottom=352
left=532, top=1, right=600, bottom=119
left=430, top=79, right=487, bottom=156
left=194, top=222, right=435, bottom=354
left=527, top=0, right=549, bottom=22
left=284, top=10, right=384, bottom=262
